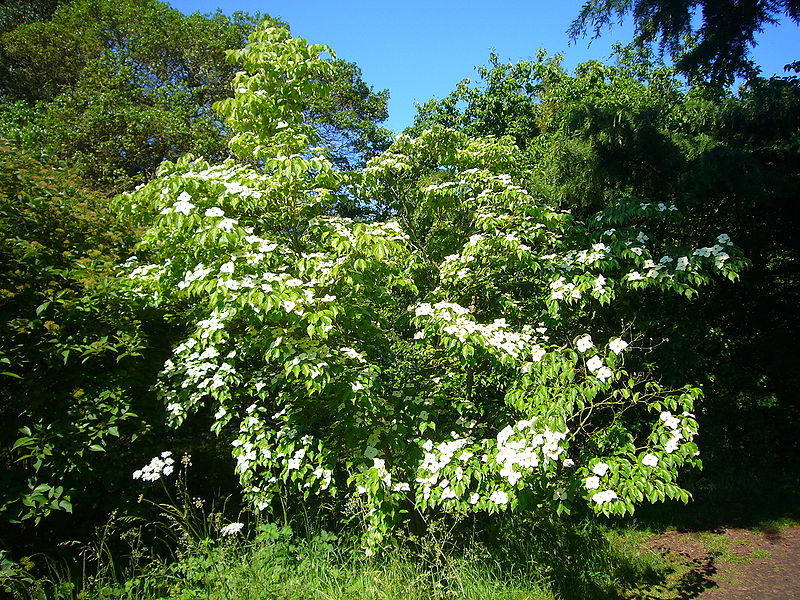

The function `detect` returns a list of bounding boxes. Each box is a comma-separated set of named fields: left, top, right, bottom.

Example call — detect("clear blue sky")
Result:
left=170, top=1, right=799, bottom=133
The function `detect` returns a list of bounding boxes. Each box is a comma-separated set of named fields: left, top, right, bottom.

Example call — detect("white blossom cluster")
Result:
left=132, top=451, right=175, bottom=481
left=559, top=243, right=609, bottom=269
left=128, top=263, right=166, bottom=281
left=413, top=419, right=569, bottom=507
left=363, top=151, right=410, bottom=175
left=549, top=276, right=583, bottom=301
left=659, top=410, right=694, bottom=454
left=413, top=302, right=541, bottom=361
left=160, top=191, right=195, bottom=215
left=640, top=202, right=678, bottom=212
left=584, top=461, right=618, bottom=504
left=232, top=417, right=333, bottom=496
left=416, top=436, right=473, bottom=501
left=232, top=438, right=262, bottom=474
left=592, top=490, right=619, bottom=504
left=494, top=420, right=567, bottom=485
left=586, top=355, right=613, bottom=382
left=692, top=234, right=734, bottom=268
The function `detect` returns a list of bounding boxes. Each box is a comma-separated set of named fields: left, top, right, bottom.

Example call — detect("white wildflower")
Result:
left=220, top=522, right=244, bottom=536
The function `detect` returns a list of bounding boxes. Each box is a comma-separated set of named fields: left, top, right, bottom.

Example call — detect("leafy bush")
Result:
left=0, top=141, right=148, bottom=525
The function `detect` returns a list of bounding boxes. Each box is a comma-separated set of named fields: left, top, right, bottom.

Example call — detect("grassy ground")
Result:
left=8, top=512, right=670, bottom=600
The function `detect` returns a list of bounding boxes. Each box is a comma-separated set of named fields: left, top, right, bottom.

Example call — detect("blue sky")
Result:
left=170, top=1, right=799, bottom=133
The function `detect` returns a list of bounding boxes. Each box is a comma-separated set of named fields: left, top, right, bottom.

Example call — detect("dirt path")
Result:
left=635, top=525, right=800, bottom=599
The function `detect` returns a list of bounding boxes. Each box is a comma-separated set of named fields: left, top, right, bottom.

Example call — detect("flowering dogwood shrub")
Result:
left=116, top=23, right=747, bottom=551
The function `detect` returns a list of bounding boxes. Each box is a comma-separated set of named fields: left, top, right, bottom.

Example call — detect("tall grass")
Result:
left=6, top=458, right=667, bottom=599
left=13, top=508, right=666, bottom=600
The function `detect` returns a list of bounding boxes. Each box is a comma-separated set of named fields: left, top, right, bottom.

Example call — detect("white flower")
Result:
left=586, top=356, right=603, bottom=373
left=469, top=493, right=480, bottom=505
left=592, top=462, right=609, bottom=477
left=414, top=303, right=434, bottom=317
left=132, top=452, right=175, bottom=482
left=392, top=482, right=411, bottom=492
left=592, top=490, right=618, bottom=504
left=205, top=207, right=224, bottom=217
left=531, top=345, right=546, bottom=362
left=219, top=218, right=237, bottom=231
left=593, top=275, right=606, bottom=293
left=220, top=522, right=244, bottom=536
left=609, top=338, right=628, bottom=354
left=489, top=490, right=509, bottom=505
left=172, top=199, right=194, bottom=215
left=220, top=261, right=235, bottom=274
left=585, top=476, right=600, bottom=490
left=576, top=335, right=594, bottom=353
left=562, top=458, right=575, bottom=467
left=596, top=366, right=613, bottom=382
left=659, top=411, right=680, bottom=430
left=627, top=271, right=644, bottom=281
left=642, top=453, right=658, bottom=467
left=676, top=256, right=689, bottom=271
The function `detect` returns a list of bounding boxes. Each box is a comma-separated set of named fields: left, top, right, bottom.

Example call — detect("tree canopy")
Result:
left=569, top=0, right=800, bottom=82
left=0, top=0, right=391, bottom=192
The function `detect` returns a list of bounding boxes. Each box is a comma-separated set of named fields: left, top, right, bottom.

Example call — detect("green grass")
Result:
left=11, top=512, right=673, bottom=600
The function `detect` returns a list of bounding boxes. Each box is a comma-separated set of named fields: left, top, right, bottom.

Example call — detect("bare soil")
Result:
left=631, top=525, right=800, bottom=599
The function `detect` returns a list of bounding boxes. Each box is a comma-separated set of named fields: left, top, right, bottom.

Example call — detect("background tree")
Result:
left=569, top=0, right=800, bottom=82
left=0, top=0, right=391, bottom=192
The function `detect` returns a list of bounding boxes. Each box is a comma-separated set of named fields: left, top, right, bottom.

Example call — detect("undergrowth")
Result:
left=6, top=510, right=666, bottom=600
